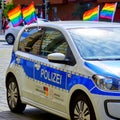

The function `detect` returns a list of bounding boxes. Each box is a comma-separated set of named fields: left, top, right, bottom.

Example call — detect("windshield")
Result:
left=69, top=28, right=120, bottom=60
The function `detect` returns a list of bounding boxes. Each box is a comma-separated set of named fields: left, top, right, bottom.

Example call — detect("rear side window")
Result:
left=18, top=27, right=44, bottom=55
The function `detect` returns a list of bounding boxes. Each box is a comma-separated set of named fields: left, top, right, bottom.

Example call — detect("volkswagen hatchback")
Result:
left=5, top=21, right=120, bottom=120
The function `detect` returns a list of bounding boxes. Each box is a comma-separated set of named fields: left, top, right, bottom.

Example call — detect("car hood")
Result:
left=85, top=61, right=120, bottom=78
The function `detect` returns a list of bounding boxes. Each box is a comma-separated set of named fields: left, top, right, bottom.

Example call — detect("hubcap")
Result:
left=7, top=82, right=18, bottom=109
left=7, top=35, right=14, bottom=43
left=74, top=101, right=90, bottom=120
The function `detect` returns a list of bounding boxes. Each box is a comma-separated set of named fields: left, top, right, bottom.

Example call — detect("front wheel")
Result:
left=6, top=77, right=26, bottom=113
left=70, top=94, right=96, bottom=120
left=6, top=34, right=15, bottom=45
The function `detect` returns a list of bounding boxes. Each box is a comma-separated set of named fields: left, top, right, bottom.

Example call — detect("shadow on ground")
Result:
left=0, top=107, right=66, bottom=120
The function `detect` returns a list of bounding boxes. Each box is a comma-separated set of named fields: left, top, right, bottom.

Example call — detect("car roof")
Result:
left=26, top=21, right=120, bottom=30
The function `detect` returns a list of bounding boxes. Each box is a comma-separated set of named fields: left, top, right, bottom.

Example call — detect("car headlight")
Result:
left=92, top=75, right=120, bottom=91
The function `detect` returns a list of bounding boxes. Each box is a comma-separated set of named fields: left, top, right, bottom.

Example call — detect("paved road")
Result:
left=0, top=35, right=5, bottom=42
left=0, top=41, right=66, bottom=120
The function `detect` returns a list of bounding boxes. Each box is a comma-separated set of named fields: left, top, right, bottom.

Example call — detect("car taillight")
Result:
left=6, top=25, right=9, bottom=29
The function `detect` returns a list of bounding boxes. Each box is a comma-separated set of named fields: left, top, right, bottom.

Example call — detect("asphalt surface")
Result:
left=0, top=36, right=66, bottom=120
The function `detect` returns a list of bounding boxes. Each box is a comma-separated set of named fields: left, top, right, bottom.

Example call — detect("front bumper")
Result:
left=104, top=100, right=120, bottom=119
left=90, top=94, right=120, bottom=120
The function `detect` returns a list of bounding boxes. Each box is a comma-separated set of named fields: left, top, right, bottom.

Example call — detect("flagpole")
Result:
left=98, top=5, right=100, bottom=21
left=112, top=2, right=117, bottom=22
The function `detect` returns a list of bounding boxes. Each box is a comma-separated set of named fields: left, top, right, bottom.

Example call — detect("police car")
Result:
left=5, top=21, right=120, bottom=120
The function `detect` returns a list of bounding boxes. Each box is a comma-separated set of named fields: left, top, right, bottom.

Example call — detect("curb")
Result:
left=0, top=35, right=5, bottom=42
left=0, top=40, right=5, bottom=42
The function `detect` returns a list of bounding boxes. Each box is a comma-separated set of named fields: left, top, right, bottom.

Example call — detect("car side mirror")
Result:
left=48, top=53, right=70, bottom=65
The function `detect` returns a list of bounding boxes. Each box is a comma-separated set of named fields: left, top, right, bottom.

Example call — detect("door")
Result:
left=17, top=27, right=43, bottom=100
left=34, top=27, right=76, bottom=112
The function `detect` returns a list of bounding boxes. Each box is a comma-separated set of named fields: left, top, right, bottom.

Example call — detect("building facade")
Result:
left=13, top=0, right=120, bottom=22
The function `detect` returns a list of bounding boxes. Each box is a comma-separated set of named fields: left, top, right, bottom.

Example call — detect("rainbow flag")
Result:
left=22, top=1, right=37, bottom=25
left=8, top=5, right=23, bottom=27
left=100, top=3, right=117, bottom=21
left=83, top=6, right=99, bottom=21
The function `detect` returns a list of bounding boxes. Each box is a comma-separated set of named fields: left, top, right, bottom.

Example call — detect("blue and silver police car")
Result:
left=5, top=21, right=120, bottom=120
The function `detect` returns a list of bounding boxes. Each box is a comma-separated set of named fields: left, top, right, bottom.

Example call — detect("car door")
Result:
left=33, top=27, right=76, bottom=112
left=17, top=27, right=44, bottom=100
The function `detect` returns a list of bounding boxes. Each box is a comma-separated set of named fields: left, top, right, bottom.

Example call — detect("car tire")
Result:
left=6, top=34, right=15, bottom=45
left=6, top=77, right=26, bottom=113
left=70, top=94, right=96, bottom=120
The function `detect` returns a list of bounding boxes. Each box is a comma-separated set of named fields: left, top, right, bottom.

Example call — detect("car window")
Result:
left=40, top=28, right=68, bottom=57
left=18, top=26, right=76, bottom=65
left=69, top=28, right=120, bottom=60
left=18, top=27, right=44, bottom=55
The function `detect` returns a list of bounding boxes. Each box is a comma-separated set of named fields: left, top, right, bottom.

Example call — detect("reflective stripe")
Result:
left=12, top=52, right=120, bottom=96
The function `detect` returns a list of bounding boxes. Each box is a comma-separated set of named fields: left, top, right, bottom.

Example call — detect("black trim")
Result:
left=49, top=58, right=71, bottom=65
left=104, top=100, right=120, bottom=120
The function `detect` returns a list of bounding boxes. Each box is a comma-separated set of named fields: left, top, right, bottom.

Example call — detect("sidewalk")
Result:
left=0, top=34, right=5, bottom=42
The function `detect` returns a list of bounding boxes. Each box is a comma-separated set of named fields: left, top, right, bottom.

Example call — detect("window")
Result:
left=18, top=26, right=76, bottom=65
left=18, top=27, right=44, bottom=56
left=40, top=28, right=68, bottom=57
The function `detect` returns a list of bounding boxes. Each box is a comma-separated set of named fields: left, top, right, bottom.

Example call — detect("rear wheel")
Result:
left=6, top=34, right=15, bottom=45
left=70, top=94, right=96, bottom=120
left=6, top=77, right=26, bottom=113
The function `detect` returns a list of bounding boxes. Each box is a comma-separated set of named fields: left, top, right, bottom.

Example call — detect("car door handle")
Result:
left=35, top=63, right=40, bottom=70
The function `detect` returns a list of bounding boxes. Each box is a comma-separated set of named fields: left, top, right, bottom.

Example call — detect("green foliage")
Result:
left=3, top=4, right=16, bottom=17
